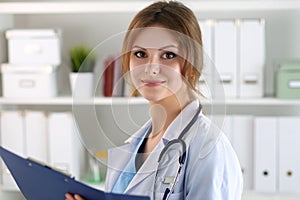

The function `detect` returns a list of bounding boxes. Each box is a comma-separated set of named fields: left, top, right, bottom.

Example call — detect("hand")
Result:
left=65, top=193, right=85, bottom=200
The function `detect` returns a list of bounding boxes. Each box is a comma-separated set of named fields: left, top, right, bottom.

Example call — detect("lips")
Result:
left=141, top=79, right=166, bottom=87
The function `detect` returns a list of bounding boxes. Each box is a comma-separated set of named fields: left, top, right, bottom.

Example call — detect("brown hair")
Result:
left=122, top=1, right=203, bottom=95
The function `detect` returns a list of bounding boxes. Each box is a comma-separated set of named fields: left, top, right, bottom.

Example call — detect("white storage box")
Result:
left=1, top=63, right=58, bottom=98
left=6, top=29, right=61, bottom=65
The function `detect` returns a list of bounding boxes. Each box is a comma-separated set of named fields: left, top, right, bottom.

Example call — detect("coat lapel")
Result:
left=106, top=143, right=133, bottom=191
left=106, top=120, right=151, bottom=191
left=124, top=141, right=164, bottom=193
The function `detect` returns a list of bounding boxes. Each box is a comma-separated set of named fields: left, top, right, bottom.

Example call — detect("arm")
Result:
left=185, top=135, right=243, bottom=200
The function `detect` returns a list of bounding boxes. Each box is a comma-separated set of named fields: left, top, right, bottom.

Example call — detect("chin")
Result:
left=138, top=88, right=175, bottom=102
left=143, top=93, right=174, bottom=103
left=143, top=95, right=164, bottom=103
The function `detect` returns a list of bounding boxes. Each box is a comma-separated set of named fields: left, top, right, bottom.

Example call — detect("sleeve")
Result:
left=185, top=135, right=243, bottom=200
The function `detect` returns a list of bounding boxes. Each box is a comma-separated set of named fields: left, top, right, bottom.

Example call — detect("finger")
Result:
left=65, top=193, right=75, bottom=200
left=74, top=194, right=85, bottom=200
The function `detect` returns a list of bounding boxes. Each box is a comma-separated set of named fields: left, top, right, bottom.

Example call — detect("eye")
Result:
left=134, top=51, right=147, bottom=58
left=162, top=51, right=177, bottom=60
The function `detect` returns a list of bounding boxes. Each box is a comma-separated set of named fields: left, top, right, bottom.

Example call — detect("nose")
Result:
left=145, top=55, right=160, bottom=76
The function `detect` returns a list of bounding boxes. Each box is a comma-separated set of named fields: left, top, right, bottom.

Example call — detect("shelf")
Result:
left=202, top=98, right=300, bottom=116
left=0, top=1, right=300, bottom=14
left=0, top=1, right=150, bottom=14
left=0, top=96, right=299, bottom=106
left=0, top=96, right=148, bottom=106
left=242, top=191, right=300, bottom=200
left=220, top=98, right=300, bottom=106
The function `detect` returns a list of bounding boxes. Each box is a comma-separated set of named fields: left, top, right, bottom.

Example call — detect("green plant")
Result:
left=70, top=45, right=96, bottom=72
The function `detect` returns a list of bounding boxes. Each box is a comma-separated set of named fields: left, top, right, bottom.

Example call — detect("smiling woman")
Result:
left=128, top=27, right=186, bottom=102
left=66, top=1, right=243, bottom=200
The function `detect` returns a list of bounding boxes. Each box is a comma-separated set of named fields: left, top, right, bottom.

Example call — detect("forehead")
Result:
left=131, top=27, right=179, bottom=49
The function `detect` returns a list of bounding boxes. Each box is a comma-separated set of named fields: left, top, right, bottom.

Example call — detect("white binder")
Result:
left=48, top=112, right=85, bottom=179
left=278, top=117, right=300, bottom=194
left=0, top=111, right=25, bottom=188
left=198, top=20, right=213, bottom=60
left=24, top=111, right=48, bottom=163
left=214, top=20, right=238, bottom=98
left=231, top=115, right=253, bottom=190
left=239, top=20, right=265, bottom=97
left=211, top=115, right=233, bottom=142
left=198, top=20, right=214, bottom=99
left=222, top=116, right=234, bottom=143
left=254, top=117, right=277, bottom=193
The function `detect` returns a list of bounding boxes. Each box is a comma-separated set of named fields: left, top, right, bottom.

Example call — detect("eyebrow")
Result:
left=131, top=45, right=179, bottom=51
left=131, top=45, right=146, bottom=50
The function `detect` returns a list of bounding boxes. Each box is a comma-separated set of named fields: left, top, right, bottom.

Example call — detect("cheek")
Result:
left=162, top=66, right=184, bottom=93
left=129, top=64, right=144, bottom=87
left=162, top=59, right=183, bottom=73
left=163, top=62, right=182, bottom=78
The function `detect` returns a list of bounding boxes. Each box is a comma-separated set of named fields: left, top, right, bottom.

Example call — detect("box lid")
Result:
left=5, top=29, right=61, bottom=39
left=1, top=63, right=57, bottom=74
left=278, top=60, right=300, bottom=72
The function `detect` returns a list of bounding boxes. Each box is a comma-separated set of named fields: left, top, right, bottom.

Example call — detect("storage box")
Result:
left=276, top=61, right=300, bottom=99
left=1, top=63, right=58, bottom=98
left=6, top=29, right=61, bottom=65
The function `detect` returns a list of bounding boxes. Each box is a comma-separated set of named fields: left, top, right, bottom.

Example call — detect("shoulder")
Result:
left=188, top=113, right=239, bottom=164
left=188, top=114, right=224, bottom=158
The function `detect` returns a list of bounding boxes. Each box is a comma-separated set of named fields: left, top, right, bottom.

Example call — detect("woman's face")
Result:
left=129, top=27, right=186, bottom=102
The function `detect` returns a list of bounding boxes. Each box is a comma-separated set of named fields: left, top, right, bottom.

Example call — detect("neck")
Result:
left=149, top=90, right=194, bottom=138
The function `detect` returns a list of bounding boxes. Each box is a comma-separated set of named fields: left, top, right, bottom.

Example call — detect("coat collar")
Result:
left=125, top=100, right=201, bottom=145
left=161, top=100, right=200, bottom=142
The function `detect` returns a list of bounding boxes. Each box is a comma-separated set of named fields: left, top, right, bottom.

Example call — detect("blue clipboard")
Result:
left=0, top=146, right=150, bottom=200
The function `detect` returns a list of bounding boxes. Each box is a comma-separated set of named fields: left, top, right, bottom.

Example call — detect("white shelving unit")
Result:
left=0, top=1, right=300, bottom=200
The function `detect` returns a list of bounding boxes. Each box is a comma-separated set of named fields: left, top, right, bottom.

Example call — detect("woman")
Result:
left=66, top=1, right=243, bottom=200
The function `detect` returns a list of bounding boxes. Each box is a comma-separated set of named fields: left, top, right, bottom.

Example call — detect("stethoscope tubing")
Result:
left=159, top=104, right=202, bottom=163
left=155, top=103, right=202, bottom=200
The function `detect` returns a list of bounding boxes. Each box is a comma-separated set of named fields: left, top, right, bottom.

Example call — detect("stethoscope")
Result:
left=153, top=104, right=202, bottom=200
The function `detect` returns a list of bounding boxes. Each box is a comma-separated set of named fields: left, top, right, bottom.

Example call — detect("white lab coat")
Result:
left=105, top=101, right=243, bottom=200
